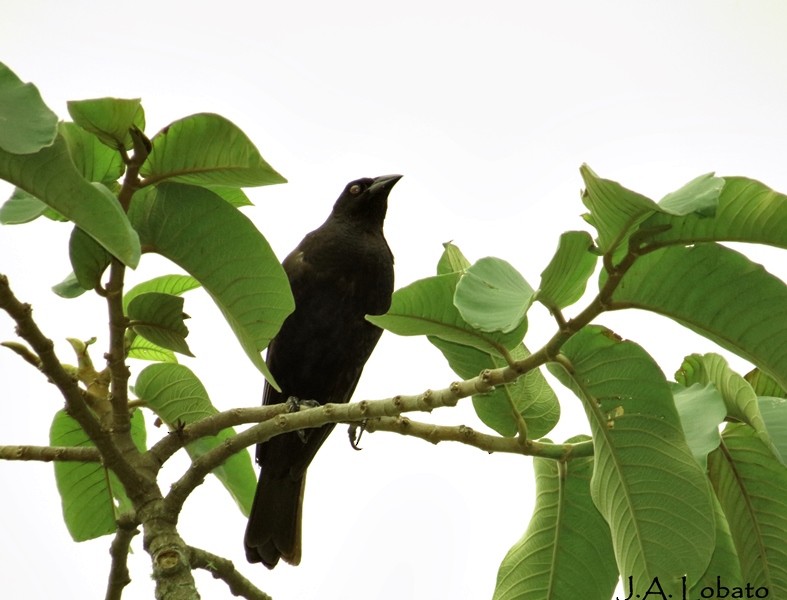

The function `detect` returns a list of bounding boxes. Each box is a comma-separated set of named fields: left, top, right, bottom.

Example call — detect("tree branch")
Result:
left=146, top=405, right=289, bottom=471
left=0, top=274, right=149, bottom=495
left=189, top=546, right=272, bottom=600
left=105, top=515, right=140, bottom=600
left=163, top=379, right=492, bottom=514
left=361, top=416, right=595, bottom=459
left=0, top=444, right=101, bottom=462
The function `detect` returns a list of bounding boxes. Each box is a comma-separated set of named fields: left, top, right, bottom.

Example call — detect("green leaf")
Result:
left=611, top=243, right=787, bottom=391
left=670, top=382, right=727, bottom=469
left=59, top=121, right=124, bottom=183
left=367, top=272, right=527, bottom=357
left=69, top=226, right=112, bottom=290
left=550, top=325, right=715, bottom=593
left=127, top=292, right=192, bottom=356
left=128, top=183, right=293, bottom=384
left=134, top=363, right=256, bottom=515
left=430, top=337, right=559, bottom=438
left=657, top=172, right=723, bottom=217
left=0, top=62, right=58, bottom=154
left=537, top=230, right=598, bottom=310
left=51, top=272, right=87, bottom=299
left=207, top=186, right=253, bottom=207
left=746, top=368, right=787, bottom=398
left=454, top=256, right=533, bottom=334
left=708, top=424, right=787, bottom=594
left=436, top=241, right=471, bottom=274
left=580, top=164, right=658, bottom=254
left=139, top=113, right=286, bottom=188
left=689, top=490, right=744, bottom=596
left=123, top=274, right=201, bottom=314
left=758, top=396, right=787, bottom=464
left=50, top=409, right=146, bottom=541
left=66, top=97, right=145, bottom=151
left=581, top=167, right=723, bottom=256
left=644, top=176, right=787, bottom=249
left=493, top=436, right=618, bottom=600
left=676, top=353, right=771, bottom=441
left=0, top=133, right=140, bottom=267
left=126, top=330, right=178, bottom=363
left=0, top=187, right=49, bottom=224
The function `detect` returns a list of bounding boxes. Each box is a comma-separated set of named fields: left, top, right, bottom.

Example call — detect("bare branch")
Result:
left=0, top=274, right=147, bottom=494
left=361, top=416, right=594, bottom=460
left=163, top=378, right=498, bottom=513
left=0, top=444, right=101, bottom=462
left=105, top=515, right=140, bottom=600
left=189, top=546, right=272, bottom=600
left=146, top=405, right=289, bottom=471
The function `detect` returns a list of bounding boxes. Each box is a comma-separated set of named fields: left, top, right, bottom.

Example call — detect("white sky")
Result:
left=2, top=1, right=787, bottom=599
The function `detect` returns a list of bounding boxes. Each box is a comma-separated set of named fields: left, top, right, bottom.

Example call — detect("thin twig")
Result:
left=361, top=416, right=594, bottom=460
left=0, top=445, right=101, bottom=462
left=189, top=545, right=272, bottom=600
left=105, top=515, right=140, bottom=600
left=0, top=274, right=145, bottom=493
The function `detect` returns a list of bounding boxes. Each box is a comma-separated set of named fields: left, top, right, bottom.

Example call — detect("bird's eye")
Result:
left=349, top=184, right=362, bottom=195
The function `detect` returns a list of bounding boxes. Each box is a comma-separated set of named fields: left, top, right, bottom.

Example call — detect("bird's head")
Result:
left=330, top=174, right=402, bottom=227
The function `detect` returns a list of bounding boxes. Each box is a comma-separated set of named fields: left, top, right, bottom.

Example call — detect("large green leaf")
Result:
left=670, top=382, right=726, bottom=469
left=123, top=274, right=201, bottom=313
left=708, top=423, right=787, bottom=595
left=123, top=276, right=200, bottom=363
left=59, top=121, right=124, bottom=183
left=50, top=409, right=147, bottom=541
left=581, top=166, right=723, bottom=255
left=134, top=363, right=256, bottom=515
left=127, top=292, right=192, bottom=356
left=367, top=273, right=527, bottom=358
left=580, top=165, right=659, bottom=254
left=493, top=436, right=618, bottom=600
left=429, top=337, right=558, bottom=438
left=128, top=183, right=293, bottom=384
left=645, top=176, right=787, bottom=249
left=611, top=244, right=787, bottom=391
left=758, top=397, right=787, bottom=464
left=0, top=187, right=49, bottom=224
left=454, top=256, right=533, bottom=334
left=0, top=62, right=58, bottom=154
left=746, top=368, right=787, bottom=398
left=139, top=113, right=286, bottom=188
left=550, top=325, right=715, bottom=593
left=0, top=133, right=140, bottom=267
left=66, top=97, right=145, bottom=151
left=537, top=230, right=598, bottom=310
left=69, top=226, right=112, bottom=290
left=657, top=172, right=723, bottom=217
left=126, top=331, right=178, bottom=363
left=677, top=353, right=771, bottom=443
left=436, top=241, right=471, bottom=275
left=688, top=489, right=744, bottom=596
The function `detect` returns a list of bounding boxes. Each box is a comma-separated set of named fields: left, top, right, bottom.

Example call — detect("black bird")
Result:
left=244, top=174, right=401, bottom=568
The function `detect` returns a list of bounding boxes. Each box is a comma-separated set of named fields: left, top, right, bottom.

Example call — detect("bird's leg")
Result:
left=284, top=396, right=321, bottom=443
left=348, top=421, right=367, bottom=451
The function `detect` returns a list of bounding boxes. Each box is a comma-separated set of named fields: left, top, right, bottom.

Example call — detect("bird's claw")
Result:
left=348, top=421, right=367, bottom=451
left=284, top=397, right=320, bottom=443
left=284, top=396, right=320, bottom=412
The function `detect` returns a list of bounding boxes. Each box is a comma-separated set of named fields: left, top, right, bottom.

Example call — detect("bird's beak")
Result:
left=369, top=174, right=403, bottom=195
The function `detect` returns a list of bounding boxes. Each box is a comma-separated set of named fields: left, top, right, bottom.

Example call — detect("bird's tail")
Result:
left=244, top=467, right=305, bottom=569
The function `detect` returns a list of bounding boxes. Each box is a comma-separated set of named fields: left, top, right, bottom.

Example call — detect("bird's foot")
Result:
left=284, top=396, right=320, bottom=412
left=284, top=397, right=320, bottom=443
left=348, top=421, right=367, bottom=451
